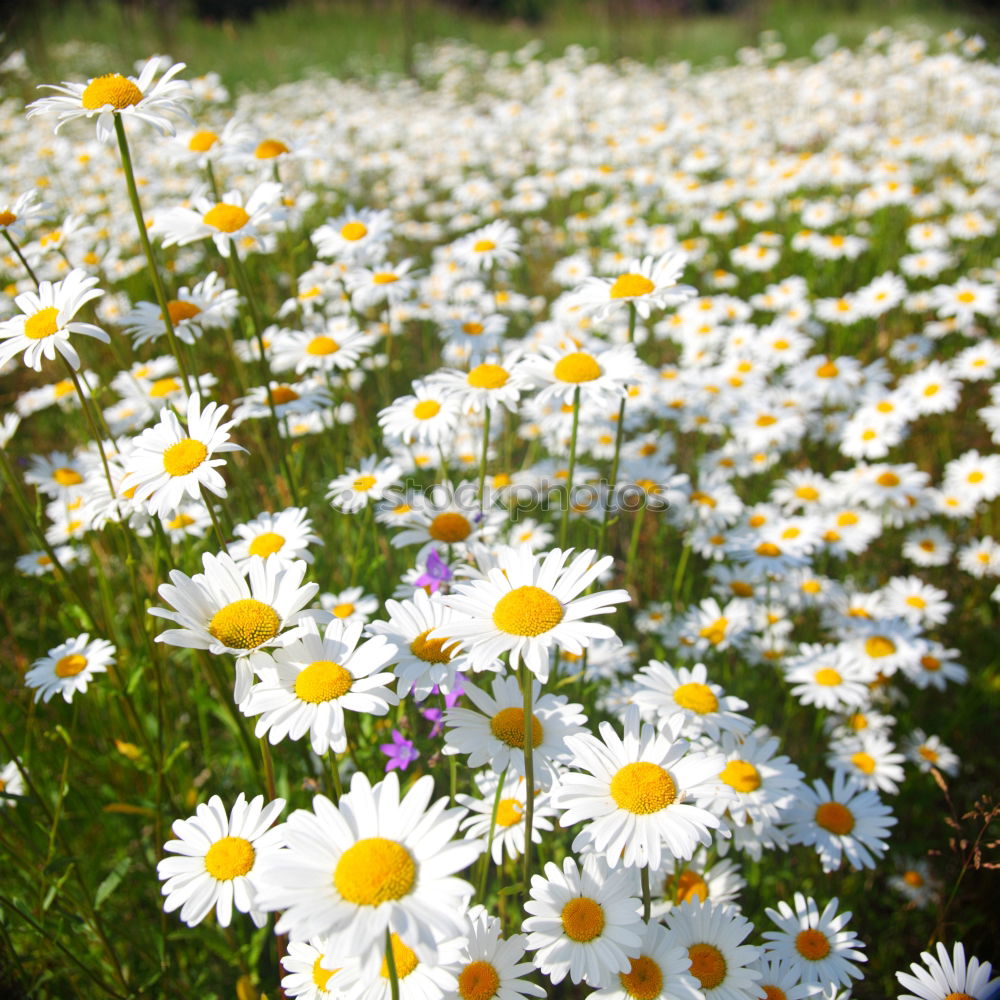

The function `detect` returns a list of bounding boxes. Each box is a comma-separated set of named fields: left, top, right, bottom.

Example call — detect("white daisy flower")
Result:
left=896, top=942, right=998, bottom=1000
left=453, top=220, right=521, bottom=271
left=24, top=633, right=115, bottom=704
left=0, top=760, right=25, bottom=807
left=327, top=456, right=402, bottom=514
left=438, top=546, right=629, bottom=683
left=557, top=706, right=730, bottom=869
left=762, top=893, right=866, bottom=990
left=827, top=732, right=906, bottom=795
left=0, top=268, right=107, bottom=372
left=279, top=938, right=346, bottom=1000
left=571, top=251, right=697, bottom=320
left=649, top=847, right=746, bottom=920
left=229, top=506, right=321, bottom=570
left=662, top=899, right=763, bottom=1000
left=378, top=380, right=461, bottom=447
left=590, top=918, right=702, bottom=1000
left=156, top=793, right=285, bottom=928
left=523, top=342, right=644, bottom=412
left=312, top=206, right=393, bottom=263
left=783, top=643, right=874, bottom=712
left=122, top=272, right=239, bottom=348
left=242, top=617, right=397, bottom=756
left=332, top=932, right=464, bottom=1000
left=319, top=586, right=380, bottom=625
left=902, top=730, right=960, bottom=776
left=522, top=854, right=644, bottom=988
left=457, top=772, right=555, bottom=865
left=150, top=551, right=320, bottom=703
left=271, top=320, right=377, bottom=375
left=451, top=905, right=546, bottom=1000
left=27, top=57, right=191, bottom=142
left=254, top=771, right=479, bottom=966
left=122, top=391, right=244, bottom=517
left=749, top=956, right=817, bottom=1000
left=783, top=771, right=896, bottom=873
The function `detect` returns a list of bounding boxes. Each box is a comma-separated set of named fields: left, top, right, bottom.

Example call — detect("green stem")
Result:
left=44, top=700, right=78, bottom=870
left=477, top=766, right=508, bottom=902
left=60, top=357, right=116, bottom=499
left=477, top=405, right=492, bottom=509
left=202, top=486, right=230, bottom=552
left=559, top=387, right=581, bottom=550
left=384, top=927, right=401, bottom=1000
left=520, top=666, right=535, bottom=904
left=641, top=865, right=651, bottom=922
left=113, top=114, right=193, bottom=395
left=3, top=230, right=40, bottom=287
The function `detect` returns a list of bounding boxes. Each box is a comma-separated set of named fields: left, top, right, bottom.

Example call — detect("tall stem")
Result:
left=60, top=358, right=115, bottom=498
left=559, top=387, right=581, bottom=550
left=113, top=114, right=193, bottom=395
left=520, top=666, right=535, bottom=903
left=384, top=928, right=401, bottom=1000
left=3, top=230, right=40, bottom=287
left=477, top=766, right=508, bottom=901
left=477, top=406, right=492, bottom=509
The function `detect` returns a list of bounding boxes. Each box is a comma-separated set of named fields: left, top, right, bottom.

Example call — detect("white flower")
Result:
left=896, top=941, right=998, bottom=1000
left=24, top=633, right=115, bottom=703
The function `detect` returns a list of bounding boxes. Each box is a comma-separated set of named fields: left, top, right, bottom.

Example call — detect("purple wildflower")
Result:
left=379, top=729, right=419, bottom=772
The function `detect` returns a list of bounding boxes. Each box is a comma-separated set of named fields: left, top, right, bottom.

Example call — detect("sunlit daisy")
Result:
left=24, top=633, right=115, bottom=703
left=590, top=918, right=702, bottom=1000
left=229, top=506, right=321, bottom=570
left=896, top=941, right=998, bottom=1000
left=572, top=251, right=696, bottom=320
left=457, top=771, right=555, bottom=865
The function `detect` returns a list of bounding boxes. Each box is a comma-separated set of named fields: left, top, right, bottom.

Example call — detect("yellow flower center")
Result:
left=187, top=130, right=218, bottom=152
left=665, top=869, right=708, bottom=905
left=24, top=307, right=60, bottom=340
left=472, top=239, right=496, bottom=253
left=816, top=361, right=839, bottom=378
left=163, top=300, right=201, bottom=326
left=903, top=870, right=924, bottom=887
left=864, top=636, right=896, bottom=658
left=270, top=386, right=300, bottom=405
left=307, top=335, right=339, bottom=355
left=610, top=273, right=656, bottom=299
left=208, top=599, right=281, bottom=650
left=54, top=379, right=74, bottom=399
left=851, top=752, right=876, bottom=775
left=730, top=581, right=754, bottom=598
left=619, top=955, right=663, bottom=1000
left=755, top=542, right=782, bottom=557
left=462, top=321, right=484, bottom=335
left=341, top=221, right=367, bottom=241
left=380, top=934, right=419, bottom=979
left=327, top=603, right=353, bottom=620
left=81, top=74, right=143, bottom=111
left=795, top=929, right=831, bottom=961
left=764, top=987, right=788, bottom=1000
left=427, top=512, right=471, bottom=544
left=814, top=667, right=842, bottom=686
left=921, top=655, right=941, bottom=672
left=149, top=377, right=182, bottom=398
left=610, top=761, right=677, bottom=814
left=162, top=437, right=208, bottom=477
left=334, top=837, right=416, bottom=905
left=495, top=797, right=524, bottom=828
left=53, top=467, right=83, bottom=486
left=0, top=210, right=16, bottom=227
left=458, top=960, right=501, bottom=1000
left=492, top=585, right=563, bottom=636
left=248, top=532, right=285, bottom=558
left=203, top=203, right=250, bottom=233
left=490, top=707, right=543, bottom=749
left=312, top=957, right=337, bottom=990
left=815, top=801, right=855, bottom=835
left=720, top=759, right=761, bottom=793
left=756, top=414, right=777, bottom=426
left=906, top=595, right=926, bottom=608
left=672, top=682, right=718, bottom=714
left=55, top=653, right=88, bottom=678
left=353, top=474, right=377, bottom=492
left=691, top=490, right=717, bottom=508
left=919, top=745, right=939, bottom=762
left=413, top=400, right=441, bottom=420
left=204, top=836, right=256, bottom=880
left=373, top=272, right=398, bottom=285
left=294, top=660, right=352, bottom=703
left=255, top=139, right=289, bottom=159
left=168, top=513, right=195, bottom=530
left=688, top=943, right=727, bottom=991
left=409, top=628, right=458, bottom=664
left=698, top=617, right=728, bottom=646
left=877, top=472, right=900, bottom=487
left=553, top=351, right=602, bottom=383
left=561, top=897, right=605, bottom=942
left=467, top=363, right=509, bottom=390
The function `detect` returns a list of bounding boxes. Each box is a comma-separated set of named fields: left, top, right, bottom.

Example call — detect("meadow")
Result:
left=0, top=7, right=999, bottom=1000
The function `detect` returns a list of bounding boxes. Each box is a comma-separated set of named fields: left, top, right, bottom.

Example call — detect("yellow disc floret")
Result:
left=492, top=586, right=563, bottom=636
left=203, top=203, right=250, bottom=233
left=55, top=653, right=88, bottom=678
left=688, top=943, right=727, bottom=990
left=553, top=351, right=602, bottom=383
left=204, top=836, right=256, bottom=880
left=334, top=837, right=416, bottom=905
left=795, top=929, right=831, bottom=961
left=307, top=335, right=339, bottom=355
left=341, top=221, right=367, bottom=241
left=428, top=512, right=472, bottom=543
left=409, top=628, right=459, bottom=664
left=24, top=307, right=60, bottom=340
left=619, top=955, right=663, bottom=1000
left=380, top=934, right=419, bottom=979
left=255, top=139, right=289, bottom=159
left=413, top=400, right=441, bottom=420
left=294, top=660, right=352, bottom=703
left=166, top=300, right=201, bottom=324
left=815, top=801, right=855, bottom=835
left=720, top=759, right=762, bottom=794
left=673, top=682, right=719, bottom=714
left=610, top=273, right=655, bottom=299
left=162, top=437, right=208, bottom=477
left=82, top=74, right=143, bottom=111
left=665, top=869, right=709, bottom=904
left=561, top=897, right=605, bottom=942
left=467, top=363, right=509, bottom=390
left=457, top=961, right=501, bottom=1000
left=609, top=761, right=677, bottom=814
left=490, top=707, right=543, bottom=749
left=208, top=599, right=281, bottom=650
left=495, top=798, right=524, bottom=827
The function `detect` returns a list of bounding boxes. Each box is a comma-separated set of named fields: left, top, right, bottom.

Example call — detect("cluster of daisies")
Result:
left=1, top=22, right=997, bottom=1000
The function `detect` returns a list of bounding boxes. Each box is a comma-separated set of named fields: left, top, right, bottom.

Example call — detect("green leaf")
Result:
left=94, top=857, right=130, bottom=910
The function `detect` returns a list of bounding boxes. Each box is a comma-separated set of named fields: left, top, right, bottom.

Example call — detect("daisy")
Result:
left=327, top=457, right=402, bottom=514
left=783, top=644, right=871, bottom=712
left=429, top=350, right=531, bottom=416
left=312, top=206, right=393, bottom=263
left=345, top=259, right=418, bottom=311
left=368, top=589, right=475, bottom=701
left=450, top=906, right=546, bottom=1000
left=457, top=772, right=555, bottom=865
left=896, top=942, right=998, bottom=1000
left=827, top=732, right=906, bottom=795
left=122, top=391, right=244, bottom=517
left=630, top=660, right=752, bottom=740
left=254, top=771, right=479, bottom=965
left=331, top=932, right=464, bottom=1000
left=280, top=938, right=347, bottom=1000
left=571, top=251, right=696, bottom=320
left=902, top=730, right=959, bottom=776
left=783, top=771, right=896, bottom=872
left=149, top=551, right=320, bottom=703
left=229, top=507, right=321, bottom=570
left=24, top=633, right=115, bottom=704
left=438, top=546, right=629, bottom=683
left=27, top=57, right=191, bottom=142
left=156, top=182, right=282, bottom=257
left=762, top=894, right=866, bottom=989
left=453, top=220, right=521, bottom=271
left=443, top=673, right=587, bottom=789
left=122, top=272, right=239, bottom=348
left=590, top=918, right=702, bottom=1000
left=523, top=343, right=644, bottom=411
left=663, top=900, right=762, bottom=1000
left=0, top=760, right=25, bottom=806
left=522, top=854, right=643, bottom=988
left=557, top=707, right=730, bottom=869
left=888, top=860, right=941, bottom=909
left=242, top=617, right=397, bottom=755
left=749, top=956, right=817, bottom=1000
left=271, top=320, right=376, bottom=375
left=319, top=586, right=379, bottom=625
left=378, top=381, right=461, bottom=447
left=902, top=527, right=952, bottom=568
left=156, top=793, right=285, bottom=928
left=649, top=848, right=746, bottom=919
left=0, top=268, right=107, bottom=372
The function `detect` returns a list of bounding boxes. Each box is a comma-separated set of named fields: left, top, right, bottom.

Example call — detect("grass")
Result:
left=7, top=0, right=999, bottom=94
